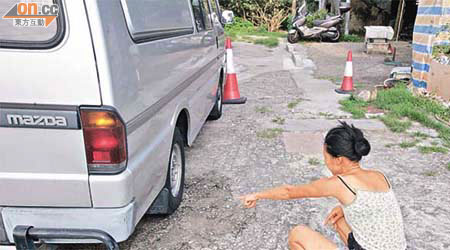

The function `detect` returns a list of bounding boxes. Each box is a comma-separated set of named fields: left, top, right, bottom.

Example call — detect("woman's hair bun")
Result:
left=354, top=138, right=371, bottom=157
left=324, top=121, right=371, bottom=162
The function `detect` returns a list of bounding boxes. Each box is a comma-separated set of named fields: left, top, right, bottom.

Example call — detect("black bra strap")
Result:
left=337, top=176, right=356, bottom=195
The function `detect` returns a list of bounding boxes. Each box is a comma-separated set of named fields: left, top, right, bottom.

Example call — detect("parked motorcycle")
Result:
left=287, top=1, right=351, bottom=43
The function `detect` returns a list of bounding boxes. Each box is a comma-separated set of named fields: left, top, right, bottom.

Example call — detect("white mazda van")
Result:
left=0, top=0, right=229, bottom=248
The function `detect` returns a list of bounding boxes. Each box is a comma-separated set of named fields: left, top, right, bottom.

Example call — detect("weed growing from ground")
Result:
left=424, top=171, right=438, bottom=177
left=254, top=37, right=279, bottom=48
left=339, top=85, right=450, bottom=145
left=257, top=128, right=284, bottom=139
left=308, top=158, right=321, bottom=166
left=411, top=131, right=430, bottom=139
left=339, top=95, right=368, bottom=119
left=272, top=116, right=285, bottom=125
left=399, top=141, right=417, bottom=148
left=288, top=99, right=303, bottom=109
left=255, top=106, right=272, bottom=114
left=418, top=146, right=448, bottom=154
left=379, top=114, right=412, bottom=133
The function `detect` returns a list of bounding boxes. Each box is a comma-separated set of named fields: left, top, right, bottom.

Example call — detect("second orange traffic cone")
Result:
left=335, top=50, right=354, bottom=94
left=223, top=37, right=247, bottom=104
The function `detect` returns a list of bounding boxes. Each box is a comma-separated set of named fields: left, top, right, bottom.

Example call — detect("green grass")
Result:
left=224, top=17, right=284, bottom=48
left=339, top=95, right=369, bottom=119
left=255, top=106, right=272, bottom=114
left=379, top=114, right=412, bottom=133
left=254, top=37, right=279, bottom=48
left=339, top=84, right=450, bottom=145
left=288, top=99, right=303, bottom=109
left=272, top=116, right=286, bottom=125
left=341, top=34, right=364, bottom=42
left=399, top=141, right=418, bottom=148
left=257, top=128, right=284, bottom=139
left=411, top=131, right=430, bottom=139
left=418, top=146, right=449, bottom=154
left=308, top=157, right=321, bottom=166
left=447, top=162, right=450, bottom=171
left=423, top=170, right=438, bottom=177
left=431, top=141, right=439, bottom=146
left=385, top=143, right=396, bottom=148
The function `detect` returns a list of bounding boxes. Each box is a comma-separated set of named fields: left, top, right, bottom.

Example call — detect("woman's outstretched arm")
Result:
left=240, top=177, right=340, bottom=208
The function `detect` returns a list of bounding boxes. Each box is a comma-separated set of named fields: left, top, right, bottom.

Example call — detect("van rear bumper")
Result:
left=0, top=201, right=135, bottom=244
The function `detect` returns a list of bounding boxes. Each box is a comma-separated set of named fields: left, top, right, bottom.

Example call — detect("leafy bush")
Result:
left=341, top=34, right=364, bottom=42
left=225, top=17, right=255, bottom=34
left=306, top=9, right=328, bottom=28
left=282, top=14, right=294, bottom=30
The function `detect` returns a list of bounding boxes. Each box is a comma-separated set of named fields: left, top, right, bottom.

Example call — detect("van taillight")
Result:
left=80, top=109, right=127, bottom=174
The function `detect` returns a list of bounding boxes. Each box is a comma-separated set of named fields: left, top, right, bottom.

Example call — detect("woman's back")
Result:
left=338, top=171, right=407, bottom=250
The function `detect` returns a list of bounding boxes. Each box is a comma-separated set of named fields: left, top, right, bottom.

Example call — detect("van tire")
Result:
left=208, top=83, right=223, bottom=120
left=164, top=127, right=186, bottom=214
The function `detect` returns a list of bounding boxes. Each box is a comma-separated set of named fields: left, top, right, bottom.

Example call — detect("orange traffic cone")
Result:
left=223, top=37, right=247, bottom=104
left=335, top=50, right=354, bottom=94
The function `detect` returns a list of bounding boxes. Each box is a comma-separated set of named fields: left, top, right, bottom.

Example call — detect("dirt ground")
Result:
left=304, top=42, right=412, bottom=87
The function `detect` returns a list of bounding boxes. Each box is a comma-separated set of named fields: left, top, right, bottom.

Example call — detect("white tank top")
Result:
left=338, top=175, right=407, bottom=250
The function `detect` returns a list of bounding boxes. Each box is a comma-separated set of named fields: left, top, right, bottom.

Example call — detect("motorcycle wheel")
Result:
left=328, top=28, right=341, bottom=43
left=287, top=31, right=301, bottom=44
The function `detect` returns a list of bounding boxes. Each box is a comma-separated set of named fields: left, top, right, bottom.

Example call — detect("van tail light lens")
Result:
left=80, top=109, right=127, bottom=174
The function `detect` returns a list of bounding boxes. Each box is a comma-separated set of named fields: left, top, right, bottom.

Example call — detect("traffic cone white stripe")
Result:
left=344, top=61, right=353, bottom=77
left=226, top=48, right=236, bottom=74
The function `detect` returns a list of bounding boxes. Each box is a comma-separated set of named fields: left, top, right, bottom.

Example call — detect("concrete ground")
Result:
left=304, top=41, right=412, bottom=88
left=59, top=41, right=448, bottom=250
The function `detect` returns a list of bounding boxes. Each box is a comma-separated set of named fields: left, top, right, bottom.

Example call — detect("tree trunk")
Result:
left=291, top=0, right=297, bottom=16
left=319, top=0, right=326, bottom=10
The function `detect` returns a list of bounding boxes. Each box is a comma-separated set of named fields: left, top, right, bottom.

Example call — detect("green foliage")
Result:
left=282, top=14, right=294, bottom=30
left=220, top=0, right=291, bottom=32
left=399, top=141, right=418, bottom=148
left=339, top=95, right=368, bottom=119
left=308, top=157, right=321, bottom=166
left=257, top=128, right=284, bottom=139
left=432, top=45, right=450, bottom=57
left=423, top=170, right=438, bottom=177
left=379, top=114, right=412, bottom=133
left=339, top=84, right=450, bottom=145
left=341, top=34, right=364, bottom=43
left=306, top=9, right=328, bottom=28
left=418, top=146, right=448, bottom=154
left=411, top=131, right=430, bottom=139
left=287, top=99, right=303, bottom=109
left=254, top=37, right=279, bottom=48
left=225, top=17, right=255, bottom=34
left=272, top=116, right=286, bottom=125
left=225, top=17, right=284, bottom=47
left=255, top=106, right=273, bottom=114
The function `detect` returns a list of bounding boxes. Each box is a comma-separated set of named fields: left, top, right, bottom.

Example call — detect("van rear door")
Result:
left=0, top=0, right=100, bottom=207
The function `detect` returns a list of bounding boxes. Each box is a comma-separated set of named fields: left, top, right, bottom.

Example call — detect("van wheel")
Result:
left=208, top=82, right=223, bottom=120
left=164, top=128, right=185, bottom=214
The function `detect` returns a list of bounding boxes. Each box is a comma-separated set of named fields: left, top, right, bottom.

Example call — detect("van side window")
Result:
left=121, top=0, right=194, bottom=43
left=209, top=0, right=221, bottom=23
left=200, top=0, right=213, bottom=30
left=191, top=0, right=212, bottom=32
left=191, top=0, right=205, bottom=32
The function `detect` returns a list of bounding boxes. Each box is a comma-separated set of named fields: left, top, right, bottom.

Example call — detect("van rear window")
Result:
left=0, top=0, right=64, bottom=49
